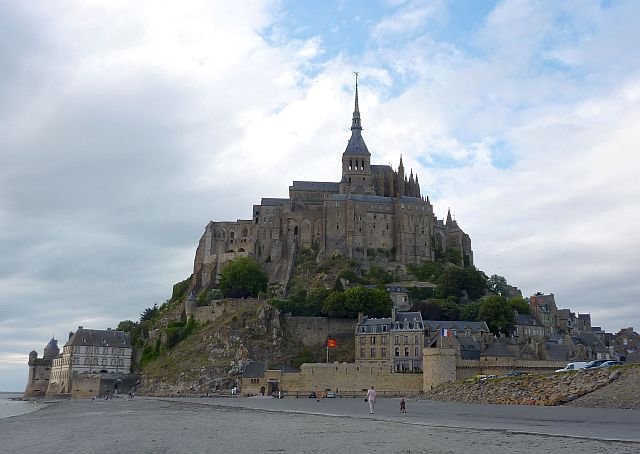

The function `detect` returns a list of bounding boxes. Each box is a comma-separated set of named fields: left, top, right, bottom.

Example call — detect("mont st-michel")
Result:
left=22, top=80, right=639, bottom=409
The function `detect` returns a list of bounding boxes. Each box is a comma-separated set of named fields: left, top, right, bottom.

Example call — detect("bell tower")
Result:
left=340, top=73, right=374, bottom=195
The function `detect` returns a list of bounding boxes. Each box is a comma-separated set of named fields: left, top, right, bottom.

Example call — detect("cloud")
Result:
left=2, top=0, right=639, bottom=391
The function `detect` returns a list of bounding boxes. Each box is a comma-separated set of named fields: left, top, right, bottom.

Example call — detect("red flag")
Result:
left=327, top=338, right=337, bottom=349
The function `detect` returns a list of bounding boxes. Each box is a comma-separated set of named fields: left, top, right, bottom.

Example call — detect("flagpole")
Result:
left=326, top=342, right=329, bottom=363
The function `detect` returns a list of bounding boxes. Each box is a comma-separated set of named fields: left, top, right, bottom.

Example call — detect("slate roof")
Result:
left=242, top=361, right=267, bottom=378
left=344, top=129, right=370, bottom=156
left=395, top=312, right=423, bottom=327
left=483, top=340, right=516, bottom=357
left=65, top=327, right=131, bottom=348
left=515, top=314, right=540, bottom=326
left=423, top=320, right=490, bottom=332
left=290, top=181, right=340, bottom=192
left=330, top=194, right=393, bottom=204
left=260, top=198, right=289, bottom=206
left=545, top=342, right=572, bottom=361
left=573, top=333, right=609, bottom=353
left=371, top=164, right=392, bottom=172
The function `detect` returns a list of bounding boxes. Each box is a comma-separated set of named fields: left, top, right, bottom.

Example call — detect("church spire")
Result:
left=351, top=72, right=362, bottom=131
left=446, top=208, right=453, bottom=224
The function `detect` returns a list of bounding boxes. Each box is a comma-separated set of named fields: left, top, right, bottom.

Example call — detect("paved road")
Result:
left=168, top=395, right=640, bottom=443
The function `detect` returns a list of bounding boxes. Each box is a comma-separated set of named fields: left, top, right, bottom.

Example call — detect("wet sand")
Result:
left=1, top=397, right=638, bottom=453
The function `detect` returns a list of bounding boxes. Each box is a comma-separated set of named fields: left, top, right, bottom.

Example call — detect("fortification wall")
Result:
left=241, top=361, right=422, bottom=396
left=284, top=317, right=356, bottom=347
left=188, top=299, right=264, bottom=324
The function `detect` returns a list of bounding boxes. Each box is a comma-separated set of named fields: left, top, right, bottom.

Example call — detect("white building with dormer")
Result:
left=47, top=326, right=132, bottom=396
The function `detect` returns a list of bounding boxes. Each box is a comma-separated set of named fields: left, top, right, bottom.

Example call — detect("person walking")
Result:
left=400, top=398, right=406, bottom=413
left=366, top=386, right=377, bottom=414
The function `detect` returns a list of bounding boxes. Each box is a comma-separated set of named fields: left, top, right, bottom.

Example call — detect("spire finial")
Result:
left=351, top=72, right=362, bottom=131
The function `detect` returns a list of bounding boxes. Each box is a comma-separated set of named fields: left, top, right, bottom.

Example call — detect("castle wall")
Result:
left=24, top=359, right=52, bottom=398
left=187, top=298, right=266, bottom=324
left=241, top=361, right=423, bottom=396
left=71, top=373, right=140, bottom=398
left=284, top=316, right=356, bottom=347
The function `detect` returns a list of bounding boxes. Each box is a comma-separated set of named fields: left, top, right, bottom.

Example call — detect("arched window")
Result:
left=349, top=160, right=352, bottom=170
left=230, top=231, right=235, bottom=239
left=293, top=226, right=298, bottom=236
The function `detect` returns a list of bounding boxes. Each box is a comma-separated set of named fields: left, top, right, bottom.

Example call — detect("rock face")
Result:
left=423, top=366, right=638, bottom=407
left=140, top=302, right=298, bottom=397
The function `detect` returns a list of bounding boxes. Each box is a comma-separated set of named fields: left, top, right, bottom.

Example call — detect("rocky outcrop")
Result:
left=423, top=366, right=637, bottom=406
left=139, top=302, right=304, bottom=397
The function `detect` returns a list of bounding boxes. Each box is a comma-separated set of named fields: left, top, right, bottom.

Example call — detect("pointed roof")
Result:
left=343, top=73, right=370, bottom=156
left=446, top=208, right=452, bottom=224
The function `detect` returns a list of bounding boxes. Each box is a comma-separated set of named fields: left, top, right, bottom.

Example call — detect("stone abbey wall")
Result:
left=241, top=347, right=566, bottom=397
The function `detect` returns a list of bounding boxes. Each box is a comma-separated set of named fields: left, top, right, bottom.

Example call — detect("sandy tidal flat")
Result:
left=1, top=397, right=638, bottom=454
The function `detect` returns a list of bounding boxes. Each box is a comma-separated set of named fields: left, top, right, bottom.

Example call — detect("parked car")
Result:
left=583, top=360, right=609, bottom=369
left=555, top=362, right=589, bottom=372
left=308, top=391, right=317, bottom=399
left=505, top=371, right=528, bottom=377
left=326, top=391, right=336, bottom=398
left=596, top=361, right=624, bottom=368
left=480, top=374, right=497, bottom=381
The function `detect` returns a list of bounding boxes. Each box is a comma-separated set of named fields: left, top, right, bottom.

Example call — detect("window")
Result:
left=395, top=348, right=400, bottom=357
left=370, top=348, right=376, bottom=358
left=404, top=347, right=409, bottom=357
left=381, top=348, right=387, bottom=357
left=360, top=348, right=365, bottom=358
left=370, top=337, right=376, bottom=345
left=415, top=346, right=420, bottom=356
left=414, top=335, right=419, bottom=344
left=381, top=337, right=387, bottom=345
left=404, top=336, right=408, bottom=344
left=394, top=336, right=399, bottom=345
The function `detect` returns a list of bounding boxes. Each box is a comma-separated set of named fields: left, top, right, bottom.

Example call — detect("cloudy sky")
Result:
left=1, top=0, right=639, bottom=391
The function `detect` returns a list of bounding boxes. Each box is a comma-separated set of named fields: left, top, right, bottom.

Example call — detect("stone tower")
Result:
left=339, top=73, right=374, bottom=196
left=24, top=337, right=59, bottom=398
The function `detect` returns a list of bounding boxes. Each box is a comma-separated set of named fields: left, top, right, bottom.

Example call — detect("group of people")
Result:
left=365, top=386, right=407, bottom=414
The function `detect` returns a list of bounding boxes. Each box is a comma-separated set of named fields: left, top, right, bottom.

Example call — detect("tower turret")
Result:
left=340, top=73, right=373, bottom=195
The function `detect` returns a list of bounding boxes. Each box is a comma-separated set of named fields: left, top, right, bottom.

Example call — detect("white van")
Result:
left=555, top=362, right=589, bottom=372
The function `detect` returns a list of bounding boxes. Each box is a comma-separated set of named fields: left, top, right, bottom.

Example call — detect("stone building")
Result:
left=355, top=309, right=425, bottom=372
left=46, top=326, right=133, bottom=396
left=191, top=77, right=473, bottom=292
left=23, top=337, right=59, bottom=398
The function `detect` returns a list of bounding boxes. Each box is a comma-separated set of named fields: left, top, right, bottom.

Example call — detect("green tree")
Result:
left=322, top=291, right=348, bottom=318
left=140, top=303, right=159, bottom=322
left=460, top=301, right=481, bottom=321
left=218, top=257, right=268, bottom=298
left=344, top=287, right=391, bottom=318
left=508, top=296, right=530, bottom=315
left=305, top=287, right=330, bottom=316
left=461, top=266, right=488, bottom=300
left=487, top=274, right=509, bottom=296
left=411, top=299, right=459, bottom=321
left=478, top=295, right=515, bottom=335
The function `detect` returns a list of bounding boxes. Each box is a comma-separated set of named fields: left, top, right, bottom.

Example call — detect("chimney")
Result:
left=78, top=326, right=83, bottom=330
left=68, top=331, right=73, bottom=340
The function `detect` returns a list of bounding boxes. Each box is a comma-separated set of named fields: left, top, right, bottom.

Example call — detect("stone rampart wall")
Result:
left=284, top=317, right=356, bottom=347
left=241, top=361, right=422, bottom=396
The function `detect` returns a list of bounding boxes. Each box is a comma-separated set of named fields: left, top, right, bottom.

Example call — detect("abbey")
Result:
left=192, top=78, right=473, bottom=290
